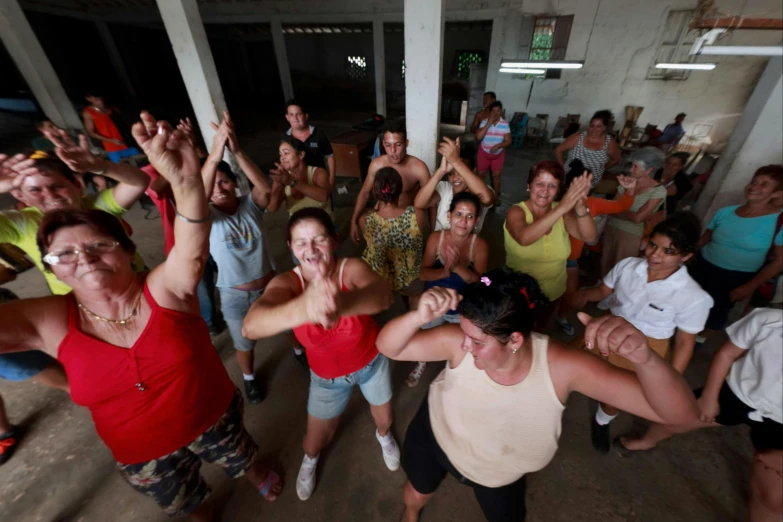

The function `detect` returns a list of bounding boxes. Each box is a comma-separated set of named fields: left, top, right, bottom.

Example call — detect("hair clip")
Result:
left=480, top=276, right=491, bottom=287
left=520, top=288, right=535, bottom=310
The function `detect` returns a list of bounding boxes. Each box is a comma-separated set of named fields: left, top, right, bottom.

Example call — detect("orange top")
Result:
left=568, top=193, right=634, bottom=261
left=85, top=106, right=126, bottom=152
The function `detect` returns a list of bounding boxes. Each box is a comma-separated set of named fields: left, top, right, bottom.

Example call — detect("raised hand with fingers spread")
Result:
left=0, top=154, right=38, bottom=193
left=132, top=111, right=200, bottom=187
left=43, top=128, right=109, bottom=175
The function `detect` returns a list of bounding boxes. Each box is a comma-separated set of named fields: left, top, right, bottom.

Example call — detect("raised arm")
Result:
left=438, top=138, right=493, bottom=206
left=0, top=297, right=51, bottom=356
left=340, top=257, right=394, bottom=317
left=552, top=313, right=698, bottom=426
left=414, top=161, right=447, bottom=210
left=605, top=136, right=621, bottom=170
left=45, top=129, right=149, bottom=209
left=474, top=118, right=491, bottom=141
left=350, top=161, right=380, bottom=242
left=554, top=132, right=579, bottom=167
left=201, top=122, right=229, bottom=200
left=376, top=287, right=463, bottom=363
left=134, top=112, right=208, bottom=308
left=221, top=111, right=272, bottom=209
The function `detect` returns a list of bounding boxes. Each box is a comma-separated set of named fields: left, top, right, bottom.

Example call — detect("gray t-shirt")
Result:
left=209, top=194, right=275, bottom=288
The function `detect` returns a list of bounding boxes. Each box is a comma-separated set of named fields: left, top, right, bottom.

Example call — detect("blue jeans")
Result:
left=198, top=255, right=217, bottom=328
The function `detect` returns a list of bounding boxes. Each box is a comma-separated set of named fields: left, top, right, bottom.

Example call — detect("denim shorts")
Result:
left=218, top=287, right=263, bottom=352
left=308, top=354, right=393, bottom=419
left=0, top=351, right=55, bottom=381
left=422, top=313, right=461, bottom=330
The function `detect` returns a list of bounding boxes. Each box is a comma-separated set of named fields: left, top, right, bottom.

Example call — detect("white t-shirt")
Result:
left=603, top=257, right=714, bottom=339
left=725, top=308, right=783, bottom=424
left=434, top=181, right=492, bottom=234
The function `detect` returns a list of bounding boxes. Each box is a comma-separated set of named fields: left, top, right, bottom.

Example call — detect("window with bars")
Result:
left=646, top=10, right=697, bottom=80
left=527, top=15, right=573, bottom=79
left=346, top=55, right=367, bottom=79
left=454, top=51, right=485, bottom=80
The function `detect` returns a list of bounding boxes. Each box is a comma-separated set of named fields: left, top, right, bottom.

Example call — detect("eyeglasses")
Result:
left=647, top=241, right=681, bottom=256
left=43, top=240, right=119, bottom=266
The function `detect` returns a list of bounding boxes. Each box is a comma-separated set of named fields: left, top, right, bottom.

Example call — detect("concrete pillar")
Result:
left=270, top=18, right=294, bottom=101
left=373, top=20, right=387, bottom=116
left=404, top=0, right=445, bottom=172
left=484, top=15, right=505, bottom=94
left=95, top=21, right=139, bottom=106
left=694, top=57, right=783, bottom=223
left=0, top=0, right=82, bottom=130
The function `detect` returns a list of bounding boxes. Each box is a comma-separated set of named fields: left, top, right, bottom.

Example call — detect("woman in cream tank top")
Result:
left=376, top=268, right=699, bottom=522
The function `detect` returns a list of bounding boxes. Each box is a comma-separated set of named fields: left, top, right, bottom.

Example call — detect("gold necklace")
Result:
left=77, top=290, right=142, bottom=326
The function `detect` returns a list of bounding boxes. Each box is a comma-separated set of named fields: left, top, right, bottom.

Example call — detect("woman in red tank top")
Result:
left=243, top=208, right=399, bottom=501
left=0, top=113, right=282, bottom=520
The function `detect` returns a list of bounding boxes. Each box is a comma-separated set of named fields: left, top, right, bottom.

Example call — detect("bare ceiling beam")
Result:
left=690, top=17, right=783, bottom=30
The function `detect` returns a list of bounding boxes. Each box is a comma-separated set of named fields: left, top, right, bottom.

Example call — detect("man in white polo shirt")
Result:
left=573, top=213, right=713, bottom=452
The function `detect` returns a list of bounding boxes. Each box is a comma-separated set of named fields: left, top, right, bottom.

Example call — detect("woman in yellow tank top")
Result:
left=504, top=160, right=595, bottom=326
left=375, top=269, right=699, bottom=522
left=268, top=138, right=332, bottom=216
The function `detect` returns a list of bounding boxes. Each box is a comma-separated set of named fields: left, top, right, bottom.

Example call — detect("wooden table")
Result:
left=331, top=129, right=377, bottom=179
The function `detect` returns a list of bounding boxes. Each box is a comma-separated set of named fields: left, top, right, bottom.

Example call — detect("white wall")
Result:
left=487, top=0, right=783, bottom=151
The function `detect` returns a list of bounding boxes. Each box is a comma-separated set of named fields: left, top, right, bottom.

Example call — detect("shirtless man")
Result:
left=469, top=91, right=496, bottom=134
left=350, top=120, right=431, bottom=243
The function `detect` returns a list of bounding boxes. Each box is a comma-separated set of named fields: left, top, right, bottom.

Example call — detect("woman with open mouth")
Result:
left=242, top=208, right=400, bottom=502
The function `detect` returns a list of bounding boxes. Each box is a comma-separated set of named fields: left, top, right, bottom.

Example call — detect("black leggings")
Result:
left=401, top=396, right=527, bottom=522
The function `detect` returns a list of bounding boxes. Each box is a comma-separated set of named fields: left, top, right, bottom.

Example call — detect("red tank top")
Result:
left=85, top=106, right=126, bottom=152
left=292, top=259, right=379, bottom=379
left=57, top=282, right=235, bottom=464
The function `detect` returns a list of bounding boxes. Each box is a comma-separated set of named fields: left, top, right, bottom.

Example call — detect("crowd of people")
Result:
left=0, top=96, right=781, bottom=522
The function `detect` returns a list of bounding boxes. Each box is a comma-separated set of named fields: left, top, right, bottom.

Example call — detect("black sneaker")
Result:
left=591, top=418, right=611, bottom=454
left=244, top=379, right=265, bottom=404
left=0, top=426, right=20, bottom=466
left=294, top=351, right=310, bottom=372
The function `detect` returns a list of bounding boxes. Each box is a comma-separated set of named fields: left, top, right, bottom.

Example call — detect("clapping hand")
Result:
left=269, top=163, right=293, bottom=187
left=43, top=128, right=107, bottom=174
left=562, top=171, right=593, bottom=211
left=417, top=287, right=461, bottom=325
left=303, top=261, right=340, bottom=328
left=440, top=243, right=460, bottom=272
left=0, top=154, right=38, bottom=193
left=577, top=313, right=652, bottom=366
left=131, top=111, right=200, bottom=186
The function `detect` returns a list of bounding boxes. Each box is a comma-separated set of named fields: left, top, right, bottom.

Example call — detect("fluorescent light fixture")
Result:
left=655, top=63, right=716, bottom=70
left=499, top=68, right=546, bottom=74
left=699, top=46, right=782, bottom=56
left=501, top=61, right=583, bottom=69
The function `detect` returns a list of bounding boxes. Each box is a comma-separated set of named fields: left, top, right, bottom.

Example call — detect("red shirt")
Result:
left=291, top=260, right=379, bottom=379
left=57, top=282, right=235, bottom=464
left=142, top=165, right=176, bottom=256
left=85, top=106, right=126, bottom=152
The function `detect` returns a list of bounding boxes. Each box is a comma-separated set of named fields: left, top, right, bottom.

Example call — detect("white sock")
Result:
left=302, top=453, right=319, bottom=468
left=293, top=347, right=304, bottom=356
left=595, top=405, right=618, bottom=426
left=243, top=373, right=255, bottom=381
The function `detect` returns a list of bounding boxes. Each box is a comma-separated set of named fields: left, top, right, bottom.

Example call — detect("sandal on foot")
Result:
left=0, top=426, right=20, bottom=466
left=257, top=469, right=282, bottom=501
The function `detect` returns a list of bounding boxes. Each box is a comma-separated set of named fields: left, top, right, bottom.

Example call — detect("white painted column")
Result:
left=694, top=57, right=783, bottom=223
left=404, top=0, right=445, bottom=172
left=156, top=0, right=227, bottom=157
left=95, top=21, right=139, bottom=106
left=0, top=0, right=82, bottom=130
left=373, top=19, right=387, bottom=116
left=484, top=15, right=505, bottom=95
left=270, top=18, right=294, bottom=101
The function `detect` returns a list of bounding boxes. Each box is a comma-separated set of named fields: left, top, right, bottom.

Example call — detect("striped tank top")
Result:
left=565, top=132, right=610, bottom=187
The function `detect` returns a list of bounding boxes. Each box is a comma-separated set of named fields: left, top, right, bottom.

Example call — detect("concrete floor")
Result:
left=0, top=145, right=755, bottom=522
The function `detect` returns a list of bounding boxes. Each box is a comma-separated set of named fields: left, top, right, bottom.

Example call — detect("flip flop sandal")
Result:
left=257, top=469, right=283, bottom=502
left=0, top=426, right=21, bottom=466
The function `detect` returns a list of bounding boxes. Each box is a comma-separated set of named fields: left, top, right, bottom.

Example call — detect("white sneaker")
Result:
left=296, top=454, right=318, bottom=501
left=376, top=429, right=401, bottom=471
left=405, top=362, right=426, bottom=387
